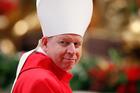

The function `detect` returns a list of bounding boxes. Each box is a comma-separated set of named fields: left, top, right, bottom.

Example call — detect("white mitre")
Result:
left=37, top=0, right=93, bottom=37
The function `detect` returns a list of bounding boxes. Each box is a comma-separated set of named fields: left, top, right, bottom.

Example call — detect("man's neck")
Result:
left=36, top=47, right=47, bottom=55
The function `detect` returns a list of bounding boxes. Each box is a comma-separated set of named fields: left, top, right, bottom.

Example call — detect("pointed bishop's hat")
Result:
left=37, top=0, right=93, bottom=37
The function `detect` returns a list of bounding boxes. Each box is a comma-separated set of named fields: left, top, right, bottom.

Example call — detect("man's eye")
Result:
left=58, top=41, right=69, bottom=46
left=59, top=41, right=66, bottom=44
left=74, top=42, right=81, bottom=47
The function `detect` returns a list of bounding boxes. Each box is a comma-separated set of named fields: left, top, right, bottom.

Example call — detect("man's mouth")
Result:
left=64, top=58, right=76, bottom=61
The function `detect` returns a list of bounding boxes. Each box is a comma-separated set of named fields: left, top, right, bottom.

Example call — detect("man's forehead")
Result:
left=52, top=34, right=83, bottom=41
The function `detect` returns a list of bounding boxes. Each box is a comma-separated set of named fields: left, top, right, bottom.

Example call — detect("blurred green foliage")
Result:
left=0, top=53, right=18, bottom=89
left=70, top=47, right=140, bottom=92
left=70, top=56, right=98, bottom=90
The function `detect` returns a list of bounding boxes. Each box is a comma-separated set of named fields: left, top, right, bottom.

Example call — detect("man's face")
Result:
left=45, top=34, right=83, bottom=71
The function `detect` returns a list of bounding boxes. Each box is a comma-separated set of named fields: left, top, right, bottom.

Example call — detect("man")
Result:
left=11, top=0, right=93, bottom=93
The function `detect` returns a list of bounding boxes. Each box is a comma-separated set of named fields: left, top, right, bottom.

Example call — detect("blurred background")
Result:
left=0, top=0, right=140, bottom=93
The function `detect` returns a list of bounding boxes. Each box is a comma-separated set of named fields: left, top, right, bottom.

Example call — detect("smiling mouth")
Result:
left=64, top=58, right=76, bottom=60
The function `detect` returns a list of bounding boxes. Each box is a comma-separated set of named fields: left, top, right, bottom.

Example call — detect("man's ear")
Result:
left=41, top=37, right=48, bottom=52
left=41, top=37, right=48, bottom=46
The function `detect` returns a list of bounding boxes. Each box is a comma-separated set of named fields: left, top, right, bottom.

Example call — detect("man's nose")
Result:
left=66, top=43, right=76, bottom=54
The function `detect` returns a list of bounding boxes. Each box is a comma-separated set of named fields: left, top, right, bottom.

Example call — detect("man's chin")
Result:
left=63, top=64, right=74, bottom=71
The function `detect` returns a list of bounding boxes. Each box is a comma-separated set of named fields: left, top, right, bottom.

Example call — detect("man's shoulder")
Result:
left=20, top=68, right=57, bottom=81
left=17, top=68, right=61, bottom=89
left=18, top=52, right=60, bottom=84
left=20, top=51, right=52, bottom=72
left=14, top=68, right=62, bottom=93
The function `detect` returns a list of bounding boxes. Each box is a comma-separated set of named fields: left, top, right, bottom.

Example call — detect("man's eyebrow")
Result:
left=60, top=38, right=82, bottom=42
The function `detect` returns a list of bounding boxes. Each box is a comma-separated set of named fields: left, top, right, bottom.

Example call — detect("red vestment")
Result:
left=12, top=52, right=73, bottom=93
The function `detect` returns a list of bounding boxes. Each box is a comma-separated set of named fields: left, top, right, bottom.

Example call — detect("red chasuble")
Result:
left=12, top=52, right=73, bottom=93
